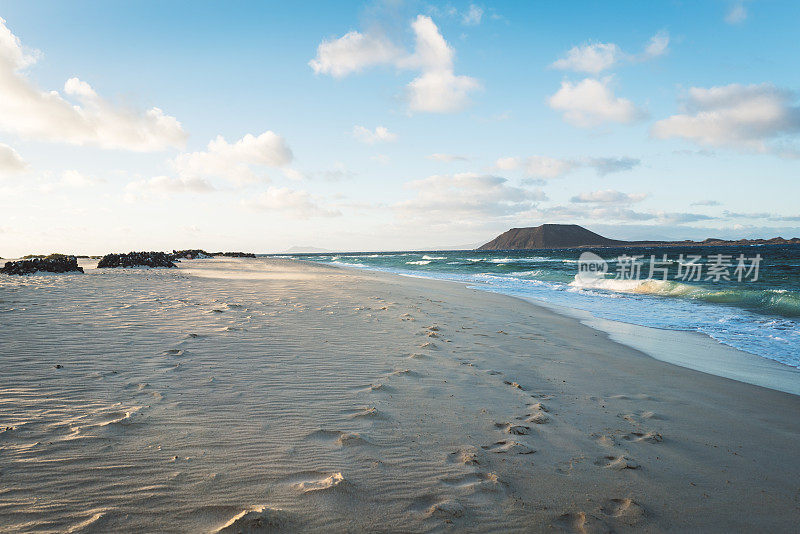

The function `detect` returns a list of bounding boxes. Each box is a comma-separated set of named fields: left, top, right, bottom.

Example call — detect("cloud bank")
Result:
left=651, top=83, right=800, bottom=154
left=310, top=15, right=479, bottom=113
left=548, top=77, right=644, bottom=127
left=0, top=18, right=186, bottom=151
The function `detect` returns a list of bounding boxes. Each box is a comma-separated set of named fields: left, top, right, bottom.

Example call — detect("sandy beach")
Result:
left=1, top=257, right=799, bottom=533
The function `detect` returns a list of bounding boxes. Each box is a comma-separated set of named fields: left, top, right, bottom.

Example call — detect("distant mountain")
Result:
left=283, top=246, right=331, bottom=254
left=479, top=224, right=627, bottom=250
left=478, top=224, right=800, bottom=250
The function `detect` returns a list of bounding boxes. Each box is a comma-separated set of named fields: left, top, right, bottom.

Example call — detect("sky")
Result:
left=0, top=0, right=799, bottom=256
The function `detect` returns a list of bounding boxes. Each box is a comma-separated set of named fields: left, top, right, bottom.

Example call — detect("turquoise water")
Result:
left=280, top=245, right=800, bottom=368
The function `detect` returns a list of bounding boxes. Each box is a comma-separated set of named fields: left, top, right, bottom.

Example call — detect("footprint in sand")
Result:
left=163, top=349, right=185, bottom=356
left=554, top=457, right=586, bottom=476
left=440, top=472, right=502, bottom=491
left=307, top=429, right=371, bottom=447
left=594, top=455, right=640, bottom=471
left=528, top=402, right=549, bottom=412
left=348, top=406, right=381, bottom=419
left=215, top=507, right=289, bottom=533
left=495, top=422, right=531, bottom=435
left=591, top=434, right=617, bottom=448
left=553, top=499, right=646, bottom=533
left=420, top=341, right=437, bottom=350
left=620, top=410, right=663, bottom=424
left=623, top=431, right=663, bottom=444
left=424, top=499, right=465, bottom=520
left=598, top=497, right=647, bottom=524
left=448, top=447, right=480, bottom=466
left=503, top=380, right=524, bottom=390
left=523, top=412, right=550, bottom=424
left=389, top=368, right=420, bottom=378
left=360, top=382, right=394, bottom=393
left=552, top=511, right=593, bottom=533
left=481, top=440, right=535, bottom=454
left=520, top=402, right=550, bottom=424
left=291, top=472, right=345, bottom=493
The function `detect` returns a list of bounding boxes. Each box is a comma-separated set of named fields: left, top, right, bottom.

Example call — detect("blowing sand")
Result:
left=1, top=257, right=798, bottom=532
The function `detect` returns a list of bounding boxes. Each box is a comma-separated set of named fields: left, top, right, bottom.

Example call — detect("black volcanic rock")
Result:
left=97, top=251, right=176, bottom=268
left=172, top=249, right=212, bottom=260
left=1, top=254, right=84, bottom=275
left=478, top=224, right=800, bottom=250
left=212, top=252, right=256, bottom=258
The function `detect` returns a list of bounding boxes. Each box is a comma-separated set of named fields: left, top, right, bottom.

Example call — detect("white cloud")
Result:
left=63, top=77, right=97, bottom=99
left=427, top=153, right=469, bottom=162
left=317, top=162, right=356, bottom=181
left=651, top=83, right=800, bottom=153
left=495, top=155, right=640, bottom=178
left=0, top=142, right=27, bottom=174
left=38, top=169, right=105, bottom=193
left=308, top=31, right=402, bottom=77
left=653, top=211, right=716, bottom=224
left=59, top=169, right=102, bottom=188
left=494, top=156, right=521, bottom=171
left=403, top=15, right=480, bottom=113
left=570, top=189, right=647, bottom=204
left=0, top=17, right=186, bottom=151
left=396, top=172, right=545, bottom=222
left=548, top=77, right=644, bottom=127
left=309, top=15, right=479, bottom=113
left=173, top=131, right=293, bottom=185
left=462, top=5, right=483, bottom=26
left=551, top=32, right=669, bottom=73
left=585, top=156, right=640, bottom=175
left=124, top=175, right=214, bottom=201
left=243, top=187, right=340, bottom=218
left=551, top=43, right=621, bottom=74
left=407, top=69, right=480, bottom=113
left=522, top=156, right=577, bottom=179
left=283, top=168, right=305, bottom=181
left=642, top=31, right=670, bottom=59
left=281, top=162, right=356, bottom=182
left=353, top=125, right=397, bottom=144
left=531, top=204, right=713, bottom=225
left=691, top=199, right=722, bottom=206
left=725, top=3, right=747, bottom=24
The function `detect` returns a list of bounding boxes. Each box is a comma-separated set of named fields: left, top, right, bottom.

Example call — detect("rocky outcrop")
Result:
left=172, top=249, right=212, bottom=260
left=212, top=252, right=256, bottom=258
left=97, top=251, right=176, bottom=268
left=1, top=254, right=84, bottom=275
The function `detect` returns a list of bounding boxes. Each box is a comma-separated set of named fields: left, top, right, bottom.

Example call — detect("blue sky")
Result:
left=0, top=0, right=798, bottom=256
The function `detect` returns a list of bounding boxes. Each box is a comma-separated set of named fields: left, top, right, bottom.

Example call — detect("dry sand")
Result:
left=0, top=257, right=798, bottom=532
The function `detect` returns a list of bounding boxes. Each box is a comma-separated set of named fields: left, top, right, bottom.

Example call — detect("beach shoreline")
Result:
left=1, top=257, right=798, bottom=532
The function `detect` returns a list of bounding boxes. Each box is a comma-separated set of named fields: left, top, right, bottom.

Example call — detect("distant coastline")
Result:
left=479, top=224, right=800, bottom=251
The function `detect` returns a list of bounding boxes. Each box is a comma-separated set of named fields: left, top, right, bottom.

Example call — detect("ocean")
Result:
left=281, top=245, right=800, bottom=369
